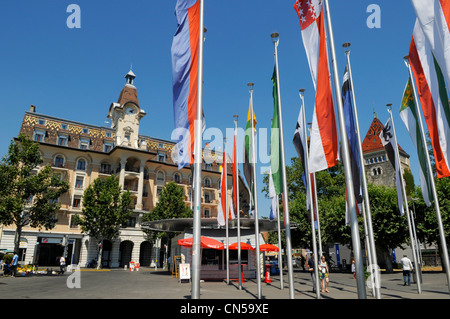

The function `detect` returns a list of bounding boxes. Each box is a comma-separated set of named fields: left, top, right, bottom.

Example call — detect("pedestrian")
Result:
left=351, top=257, right=356, bottom=279
left=400, top=254, right=413, bottom=286
left=10, top=251, right=19, bottom=277
left=306, top=253, right=317, bottom=293
left=59, top=256, right=66, bottom=275
left=318, top=255, right=330, bottom=293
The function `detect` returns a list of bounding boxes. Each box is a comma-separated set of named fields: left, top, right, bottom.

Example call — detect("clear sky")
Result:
left=0, top=1, right=422, bottom=219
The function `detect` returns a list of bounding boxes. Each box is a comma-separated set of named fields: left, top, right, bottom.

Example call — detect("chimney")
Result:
left=30, top=105, right=36, bottom=112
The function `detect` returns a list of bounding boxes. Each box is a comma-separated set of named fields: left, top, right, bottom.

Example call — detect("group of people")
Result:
left=4, top=252, right=66, bottom=277
left=306, top=254, right=330, bottom=293
left=305, top=253, right=415, bottom=293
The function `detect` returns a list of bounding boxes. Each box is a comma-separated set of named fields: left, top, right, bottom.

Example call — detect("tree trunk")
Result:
left=97, top=239, right=103, bottom=270
left=13, top=225, right=22, bottom=255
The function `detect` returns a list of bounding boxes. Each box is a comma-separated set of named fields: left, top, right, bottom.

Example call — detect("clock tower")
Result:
left=108, top=69, right=146, bottom=149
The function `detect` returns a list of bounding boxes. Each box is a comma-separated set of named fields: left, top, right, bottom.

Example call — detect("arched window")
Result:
left=77, top=158, right=86, bottom=171
left=174, top=173, right=181, bottom=184
left=204, top=177, right=211, bottom=188
left=157, top=171, right=165, bottom=183
left=54, top=155, right=65, bottom=168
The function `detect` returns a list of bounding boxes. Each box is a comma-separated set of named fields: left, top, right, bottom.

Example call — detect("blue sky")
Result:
left=0, top=1, right=422, bottom=218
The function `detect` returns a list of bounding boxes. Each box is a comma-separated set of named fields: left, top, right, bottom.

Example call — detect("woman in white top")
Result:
left=318, top=255, right=329, bottom=293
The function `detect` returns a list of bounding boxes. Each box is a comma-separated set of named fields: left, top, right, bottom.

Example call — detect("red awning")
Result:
left=178, top=236, right=224, bottom=250
left=260, top=244, right=279, bottom=252
left=228, top=242, right=254, bottom=250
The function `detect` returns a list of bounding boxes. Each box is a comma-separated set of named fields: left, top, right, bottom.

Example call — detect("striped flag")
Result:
left=409, top=20, right=450, bottom=178
left=399, top=78, right=433, bottom=206
left=171, top=0, right=200, bottom=170
left=411, top=0, right=450, bottom=89
left=380, top=118, right=405, bottom=215
left=294, top=0, right=338, bottom=173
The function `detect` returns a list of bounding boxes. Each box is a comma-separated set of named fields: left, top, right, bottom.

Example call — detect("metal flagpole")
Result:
left=276, top=194, right=283, bottom=289
left=234, top=115, right=242, bottom=290
left=387, top=104, right=422, bottom=294
left=404, top=57, right=450, bottom=295
left=248, top=82, right=262, bottom=299
left=312, top=173, right=323, bottom=257
left=323, top=0, right=366, bottom=299
left=343, top=43, right=381, bottom=299
left=224, top=138, right=230, bottom=285
left=300, top=89, right=321, bottom=299
left=271, top=32, right=295, bottom=299
left=191, top=0, right=205, bottom=300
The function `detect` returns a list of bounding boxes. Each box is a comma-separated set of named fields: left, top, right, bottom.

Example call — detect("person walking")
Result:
left=307, top=253, right=317, bottom=293
left=401, top=254, right=414, bottom=286
left=59, top=256, right=66, bottom=275
left=10, top=251, right=19, bottom=277
left=318, top=255, right=330, bottom=293
left=351, top=257, right=356, bottom=279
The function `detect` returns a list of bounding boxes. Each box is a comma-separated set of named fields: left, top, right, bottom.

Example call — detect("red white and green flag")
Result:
left=409, top=20, right=450, bottom=178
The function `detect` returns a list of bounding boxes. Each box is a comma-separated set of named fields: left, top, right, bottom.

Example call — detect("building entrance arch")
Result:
left=139, top=241, right=152, bottom=266
left=119, top=240, right=134, bottom=267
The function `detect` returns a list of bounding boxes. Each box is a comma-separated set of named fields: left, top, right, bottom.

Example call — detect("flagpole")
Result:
left=271, top=32, right=295, bottom=299
left=404, top=57, right=450, bottom=295
left=276, top=195, right=284, bottom=289
left=387, top=104, right=422, bottom=294
left=300, top=89, right=321, bottom=299
left=312, top=173, right=323, bottom=256
left=224, top=137, right=230, bottom=285
left=323, top=0, right=366, bottom=299
left=191, top=0, right=205, bottom=300
left=248, top=82, right=262, bottom=299
left=234, top=115, right=242, bottom=290
left=343, top=43, right=381, bottom=299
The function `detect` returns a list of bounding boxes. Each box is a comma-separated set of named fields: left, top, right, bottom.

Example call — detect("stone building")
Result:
left=361, top=114, right=410, bottom=187
left=0, top=70, right=249, bottom=268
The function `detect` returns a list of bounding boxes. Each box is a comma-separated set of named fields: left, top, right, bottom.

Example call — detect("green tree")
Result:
left=74, top=175, right=132, bottom=268
left=142, top=182, right=192, bottom=248
left=0, top=134, right=69, bottom=253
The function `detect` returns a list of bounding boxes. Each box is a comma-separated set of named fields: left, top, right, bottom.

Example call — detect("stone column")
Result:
left=136, top=161, right=145, bottom=210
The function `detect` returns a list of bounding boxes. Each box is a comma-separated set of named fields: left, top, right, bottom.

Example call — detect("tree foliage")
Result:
left=142, top=181, right=193, bottom=242
left=0, top=134, right=69, bottom=252
left=74, top=175, right=133, bottom=242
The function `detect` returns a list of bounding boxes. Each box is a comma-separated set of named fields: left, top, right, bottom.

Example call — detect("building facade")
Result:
left=361, top=114, right=411, bottom=187
left=0, top=70, right=249, bottom=268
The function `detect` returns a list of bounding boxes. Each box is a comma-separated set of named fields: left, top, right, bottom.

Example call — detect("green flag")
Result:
left=399, top=78, right=432, bottom=206
left=271, top=66, right=283, bottom=195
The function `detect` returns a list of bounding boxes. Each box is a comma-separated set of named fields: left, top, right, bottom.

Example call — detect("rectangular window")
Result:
left=79, top=138, right=90, bottom=150
left=75, top=176, right=84, bottom=189
left=103, top=142, right=114, bottom=153
left=61, top=123, right=68, bottom=130
left=72, top=196, right=81, bottom=208
left=33, top=129, right=45, bottom=142
left=38, top=119, right=46, bottom=126
left=105, top=132, right=112, bottom=138
left=57, top=134, right=68, bottom=146
left=82, top=128, right=89, bottom=134
left=158, top=152, right=166, bottom=162
left=69, top=215, right=79, bottom=229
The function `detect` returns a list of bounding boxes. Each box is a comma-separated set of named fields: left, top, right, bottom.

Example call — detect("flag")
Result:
left=293, top=100, right=312, bottom=210
left=409, top=20, right=450, bottom=178
left=243, top=101, right=256, bottom=200
left=400, top=78, right=433, bottom=206
left=379, top=118, right=405, bottom=215
left=268, top=168, right=278, bottom=221
left=294, top=0, right=338, bottom=173
left=342, top=66, right=363, bottom=214
left=217, top=151, right=226, bottom=226
left=171, top=0, right=200, bottom=170
left=271, top=66, right=283, bottom=195
left=410, top=0, right=450, bottom=89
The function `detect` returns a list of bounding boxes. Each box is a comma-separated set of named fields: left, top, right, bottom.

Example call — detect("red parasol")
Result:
left=228, top=242, right=254, bottom=250
left=259, top=244, right=279, bottom=252
left=178, top=236, right=224, bottom=250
